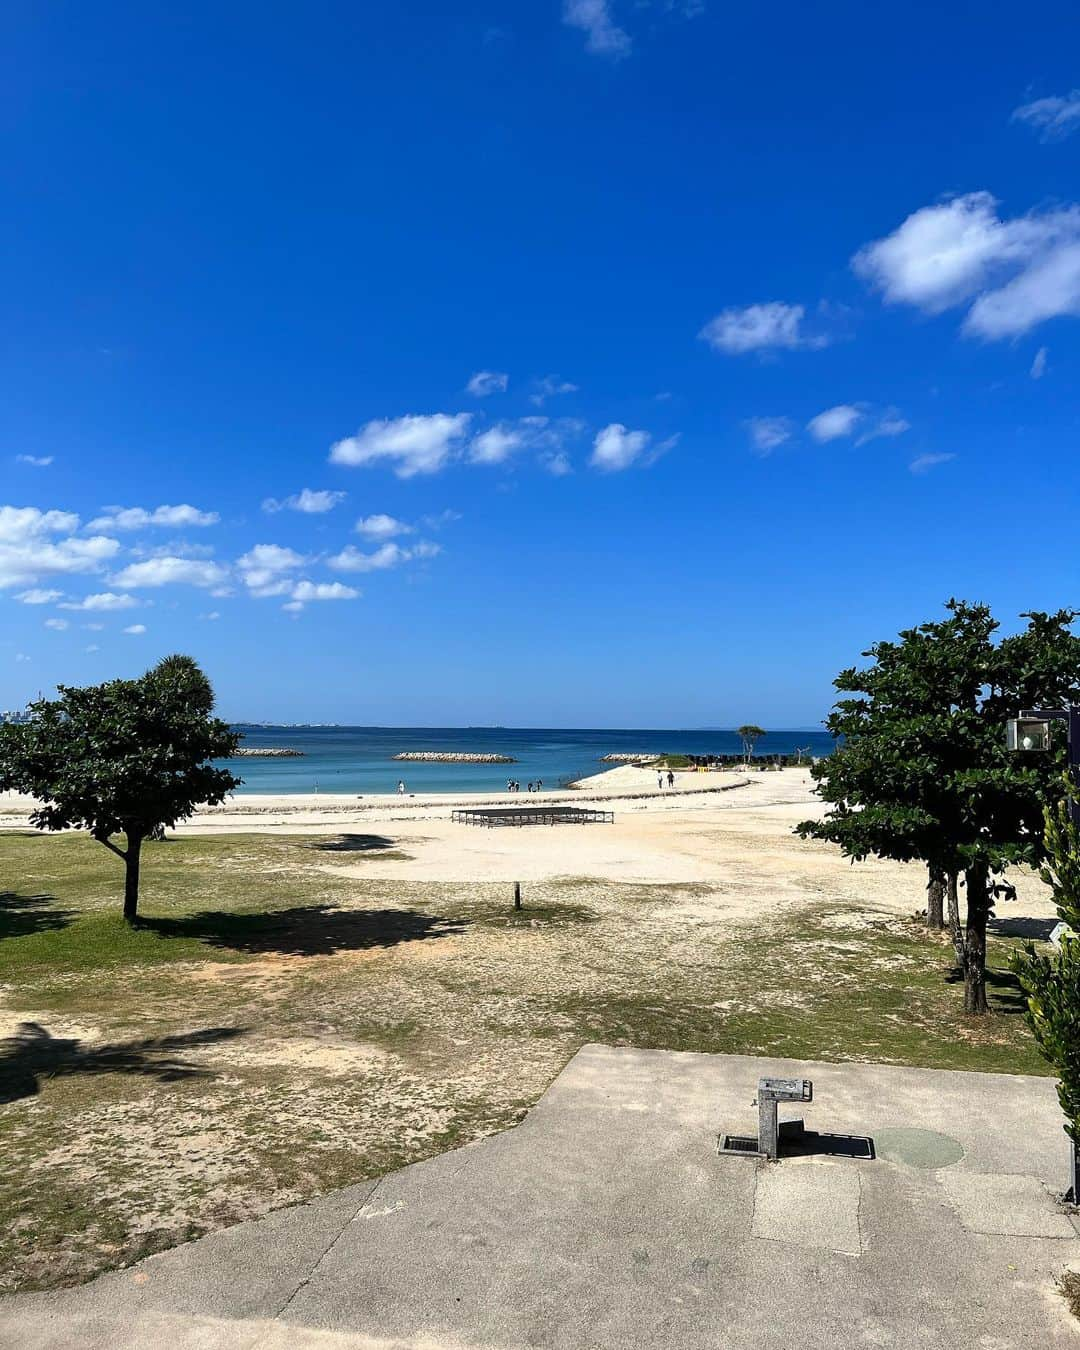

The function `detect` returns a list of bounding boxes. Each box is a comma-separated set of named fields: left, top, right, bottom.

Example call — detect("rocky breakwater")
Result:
left=392, top=751, right=517, bottom=764
left=234, top=747, right=305, bottom=758
left=599, top=753, right=658, bottom=763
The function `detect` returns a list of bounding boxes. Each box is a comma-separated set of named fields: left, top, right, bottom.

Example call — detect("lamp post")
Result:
left=1005, top=706, right=1079, bottom=1203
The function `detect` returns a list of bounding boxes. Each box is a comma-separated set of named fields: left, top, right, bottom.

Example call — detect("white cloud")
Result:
left=329, top=414, right=472, bottom=477
left=0, top=507, right=119, bottom=590
left=59, top=591, right=139, bottom=612
left=261, top=488, right=346, bottom=515
left=1031, top=346, right=1048, bottom=379
left=468, top=424, right=526, bottom=465
left=15, top=588, right=62, bottom=604
left=88, top=504, right=220, bottom=531
left=15, top=652, right=30, bottom=662
left=355, top=514, right=413, bottom=539
left=540, top=450, right=573, bottom=476
left=123, top=624, right=147, bottom=635
left=807, top=405, right=862, bottom=442
left=44, top=617, right=69, bottom=631
left=909, top=453, right=956, bottom=475
left=15, top=455, right=53, bottom=467
left=83, top=623, right=104, bottom=631
left=590, top=423, right=650, bottom=472
left=466, top=370, right=509, bottom=397
left=199, top=611, right=221, bottom=621
left=111, top=557, right=229, bottom=590
left=236, top=544, right=307, bottom=597
left=853, top=191, right=1080, bottom=339
left=85, top=644, right=100, bottom=653
left=0, top=507, right=80, bottom=542
left=563, top=0, right=631, bottom=57
left=699, top=302, right=827, bottom=355
left=329, top=541, right=440, bottom=573
left=285, top=580, right=360, bottom=612
left=529, top=376, right=579, bottom=407
left=1012, top=90, right=1080, bottom=142
left=861, top=411, right=911, bottom=442
left=422, top=509, right=462, bottom=529
left=745, top=417, right=793, bottom=455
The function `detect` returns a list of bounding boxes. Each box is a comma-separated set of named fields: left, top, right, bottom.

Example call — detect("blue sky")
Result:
left=3, top=1, right=1080, bottom=726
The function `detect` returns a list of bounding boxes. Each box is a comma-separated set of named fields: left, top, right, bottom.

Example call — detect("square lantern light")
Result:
left=1006, top=717, right=1053, bottom=752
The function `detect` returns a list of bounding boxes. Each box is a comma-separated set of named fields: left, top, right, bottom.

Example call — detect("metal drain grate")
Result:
left=718, top=1133, right=763, bottom=1157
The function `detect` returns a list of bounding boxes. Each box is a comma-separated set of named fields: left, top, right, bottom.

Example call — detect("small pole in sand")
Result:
left=513, top=881, right=522, bottom=911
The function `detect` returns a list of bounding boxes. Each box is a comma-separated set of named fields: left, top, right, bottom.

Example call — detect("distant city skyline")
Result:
left=2, top=3, right=1079, bottom=724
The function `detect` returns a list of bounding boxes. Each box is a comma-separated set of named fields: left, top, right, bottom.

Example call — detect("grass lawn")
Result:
left=0, top=829, right=1051, bottom=1295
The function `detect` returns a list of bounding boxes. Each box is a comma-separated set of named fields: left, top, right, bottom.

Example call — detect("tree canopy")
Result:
left=0, top=655, right=239, bottom=921
left=798, top=601, right=1080, bottom=1012
left=736, top=725, right=766, bottom=761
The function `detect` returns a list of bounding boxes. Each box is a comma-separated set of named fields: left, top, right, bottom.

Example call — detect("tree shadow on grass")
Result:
left=0, top=892, right=75, bottom=940
left=305, top=834, right=398, bottom=853
left=138, top=905, right=467, bottom=956
left=944, top=964, right=1027, bottom=1014
left=0, top=1022, right=245, bottom=1104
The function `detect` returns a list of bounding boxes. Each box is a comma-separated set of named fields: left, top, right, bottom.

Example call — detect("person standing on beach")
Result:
left=667, top=770, right=674, bottom=788
left=397, top=780, right=405, bottom=795
left=658, top=772, right=664, bottom=789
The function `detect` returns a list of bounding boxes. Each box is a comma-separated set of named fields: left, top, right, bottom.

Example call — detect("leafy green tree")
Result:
left=0, top=655, right=239, bottom=922
left=799, top=601, right=1080, bottom=1014
left=736, top=724, right=766, bottom=763
left=1012, top=786, right=1080, bottom=1172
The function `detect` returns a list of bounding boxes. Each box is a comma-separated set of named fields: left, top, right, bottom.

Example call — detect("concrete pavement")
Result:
left=2, top=1045, right=1078, bottom=1348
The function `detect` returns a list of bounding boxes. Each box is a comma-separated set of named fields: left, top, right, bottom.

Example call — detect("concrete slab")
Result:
left=939, top=1171, right=1078, bottom=1239
left=1, top=1046, right=1079, bottom=1349
left=751, top=1161, right=862, bottom=1256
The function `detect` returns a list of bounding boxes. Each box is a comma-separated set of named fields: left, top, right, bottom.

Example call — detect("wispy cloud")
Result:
left=1012, top=90, right=1080, bottom=142
left=853, top=191, right=1080, bottom=339
left=562, top=0, right=631, bottom=58
left=262, top=488, right=346, bottom=514
left=699, top=302, right=829, bottom=356
left=329, top=541, right=440, bottom=573
left=15, top=455, right=53, bottom=467
left=43, top=617, right=69, bottom=631
left=466, top=370, right=509, bottom=397
left=236, top=545, right=307, bottom=597
left=909, top=453, right=956, bottom=475
left=468, top=424, right=526, bottom=465
left=529, top=376, right=579, bottom=408
left=88, top=504, right=219, bottom=531
left=329, top=414, right=472, bottom=477
left=14, top=588, right=62, bottom=604
left=807, top=405, right=862, bottom=443
left=745, top=417, right=793, bottom=455
left=1031, top=346, right=1048, bottom=379
left=59, top=592, right=139, bottom=612
left=123, top=624, right=147, bottom=635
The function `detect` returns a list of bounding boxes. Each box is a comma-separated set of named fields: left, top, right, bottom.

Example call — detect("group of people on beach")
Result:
left=506, top=779, right=543, bottom=793
left=657, top=770, right=675, bottom=789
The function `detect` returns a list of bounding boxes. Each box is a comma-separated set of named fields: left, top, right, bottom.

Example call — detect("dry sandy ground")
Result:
left=0, top=767, right=1058, bottom=920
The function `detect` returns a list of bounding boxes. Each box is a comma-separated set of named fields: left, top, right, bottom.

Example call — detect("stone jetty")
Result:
left=392, top=751, right=517, bottom=764
left=599, top=753, right=658, bottom=763
left=234, top=748, right=305, bottom=758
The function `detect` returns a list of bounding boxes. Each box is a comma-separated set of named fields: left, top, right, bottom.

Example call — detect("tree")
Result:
left=0, top=655, right=239, bottom=922
left=798, top=601, right=1080, bottom=1014
left=1012, top=784, right=1080, bottom=1182
left=736, top=724, right=766, bottom=764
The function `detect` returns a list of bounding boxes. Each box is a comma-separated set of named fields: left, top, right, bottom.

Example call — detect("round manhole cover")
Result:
left=873, top=1127, right=964, bottom=1169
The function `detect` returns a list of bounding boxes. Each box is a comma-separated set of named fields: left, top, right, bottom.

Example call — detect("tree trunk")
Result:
left=962, top=863, right=990, bottom=1015
left=123, top=831, right=143, bottom=924
left=926, top=865, right=945, bottom=931
left=947, top=871, right=963, bottom=963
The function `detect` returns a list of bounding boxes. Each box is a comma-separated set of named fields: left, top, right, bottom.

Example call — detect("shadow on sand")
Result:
left=0, top=1023, right=245, bottom=1104
left=138, top=905, right=467, bottom=957
left=988, top=915, right=1058, bottom=942
left=0, top=892, right=75, bottom=941
left=305, top=834, right=399, bottom=854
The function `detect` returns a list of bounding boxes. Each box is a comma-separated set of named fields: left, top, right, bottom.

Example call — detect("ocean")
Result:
left=220, top=726, right=834, bottom=795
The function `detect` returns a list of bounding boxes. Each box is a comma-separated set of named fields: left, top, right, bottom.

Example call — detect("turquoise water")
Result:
left=220, top=726, right=832, bottom=795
